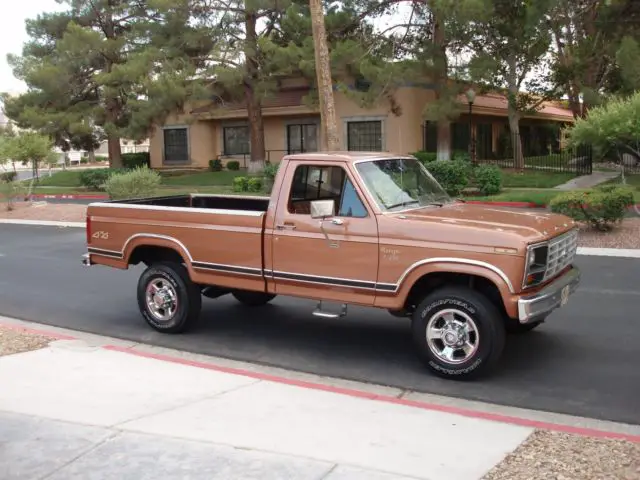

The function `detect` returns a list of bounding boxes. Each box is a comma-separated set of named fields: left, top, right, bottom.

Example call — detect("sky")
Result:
left=0, top=0, right=65, bottom=94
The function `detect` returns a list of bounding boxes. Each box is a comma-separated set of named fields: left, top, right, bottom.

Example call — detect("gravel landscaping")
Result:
left=0, top=201, right=86, bottom=222
left=483, top=429, right=640, bottom=480
left=0, top=325, right=54, bottom=357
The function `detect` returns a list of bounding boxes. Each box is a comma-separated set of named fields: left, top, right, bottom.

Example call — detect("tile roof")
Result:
left=458, top=92, right=573, bottom=119
left=191, top=87, right=311, bottom=114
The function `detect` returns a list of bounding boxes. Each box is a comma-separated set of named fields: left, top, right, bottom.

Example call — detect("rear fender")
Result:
left=123, top=234, right=195, bottom=277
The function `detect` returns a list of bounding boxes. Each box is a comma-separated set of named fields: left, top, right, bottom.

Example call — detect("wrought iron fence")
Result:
left=422, top=125, right=593, bottom=176
left=591, top=143, right=640, bottom=175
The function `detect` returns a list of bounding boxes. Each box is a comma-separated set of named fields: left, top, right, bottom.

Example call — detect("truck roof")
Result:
left=283, top=151, right=411, bottom=163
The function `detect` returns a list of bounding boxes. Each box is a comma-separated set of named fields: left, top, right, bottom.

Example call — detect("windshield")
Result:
left=354, top=157, right=452, bottom=212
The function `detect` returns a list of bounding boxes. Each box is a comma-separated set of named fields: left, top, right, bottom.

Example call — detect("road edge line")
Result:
left=0, top=219, right=85, bottom=228
left=1, top=319, right=638, bottom=443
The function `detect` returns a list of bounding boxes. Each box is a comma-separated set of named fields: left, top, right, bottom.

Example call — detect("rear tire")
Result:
left=232, top=290, right=276, bottom=306
left=137, top=261, right=202, bottom=333
left=411, top=286, right=506, bottom=380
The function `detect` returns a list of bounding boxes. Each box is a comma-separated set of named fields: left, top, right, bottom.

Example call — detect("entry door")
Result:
left=271, top=162, right=379, bottom=306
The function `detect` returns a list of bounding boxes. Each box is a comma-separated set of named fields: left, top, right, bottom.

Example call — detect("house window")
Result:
left=163, top=127, right=189, bottom=164
left=287, top=124, right=318, bottom=154
left=423, top=121, right=437, bottom=152
left=223, top=126, right=250, bottom=155
left=347, top=121, right=382, bottom=151
left=288, top=165, right=367, bottom=217
left=451, top=122, right=470, bottom=152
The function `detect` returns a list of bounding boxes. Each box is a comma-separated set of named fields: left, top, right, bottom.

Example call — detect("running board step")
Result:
left=312, top=301, right=347, bottom=319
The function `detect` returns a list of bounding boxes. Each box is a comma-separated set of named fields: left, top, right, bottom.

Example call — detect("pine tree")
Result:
left=4, top=0, right=211, bottom=168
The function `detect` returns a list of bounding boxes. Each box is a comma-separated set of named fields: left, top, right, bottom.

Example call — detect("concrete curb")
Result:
left=1, top=316, right=639, bottom=443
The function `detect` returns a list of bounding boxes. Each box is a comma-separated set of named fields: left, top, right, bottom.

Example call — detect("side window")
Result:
left=338, top=178, right=367, bottom=218
left=287, top=164, right=367, bottom=217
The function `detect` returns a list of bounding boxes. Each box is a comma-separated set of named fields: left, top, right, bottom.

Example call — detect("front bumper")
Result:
left=517, top=266, right=580, bottom=323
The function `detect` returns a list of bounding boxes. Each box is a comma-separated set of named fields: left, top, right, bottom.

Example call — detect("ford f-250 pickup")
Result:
left=82, top=151, right=581, bottom=379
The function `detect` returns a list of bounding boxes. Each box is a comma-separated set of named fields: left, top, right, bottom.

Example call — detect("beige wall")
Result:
left=150, top=85, right=438, bottom=169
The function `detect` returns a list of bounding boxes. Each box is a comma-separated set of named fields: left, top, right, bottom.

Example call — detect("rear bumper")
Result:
left=517, top=266, right=580, bottom=323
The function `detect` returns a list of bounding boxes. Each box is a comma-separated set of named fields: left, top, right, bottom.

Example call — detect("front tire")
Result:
left=411, top=286, right=506, bottom=380
left=137, top=261, right=202, bottom=334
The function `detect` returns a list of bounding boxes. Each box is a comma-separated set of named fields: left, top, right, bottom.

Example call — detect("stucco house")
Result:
left=148, top=76, right=574, bottom=170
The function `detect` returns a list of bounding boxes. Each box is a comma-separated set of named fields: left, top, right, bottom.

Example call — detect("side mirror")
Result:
left=310, top=199, right=335, bottom=219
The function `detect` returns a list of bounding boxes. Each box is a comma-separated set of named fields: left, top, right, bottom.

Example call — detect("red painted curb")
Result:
left=3, top=319, right=640, bottom=443
left=29, top=194, right=109, bottom=200
left=103, top=345, right=640, bottom=443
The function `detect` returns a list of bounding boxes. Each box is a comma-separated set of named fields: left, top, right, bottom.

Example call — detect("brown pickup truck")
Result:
left=82, top=152, right=580, bottom=379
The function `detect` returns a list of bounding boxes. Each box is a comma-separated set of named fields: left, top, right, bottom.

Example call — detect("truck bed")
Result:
left=107, top=193, right=270, bottom=212
left=86, top=193, right=270, bottom=293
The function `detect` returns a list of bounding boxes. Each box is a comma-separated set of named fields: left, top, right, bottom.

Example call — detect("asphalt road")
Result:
left=1, top=224, right=639, bottom=425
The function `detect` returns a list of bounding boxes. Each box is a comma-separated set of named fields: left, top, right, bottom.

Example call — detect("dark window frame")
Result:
left=163, top=127, right=189, bottom=164
left=286, top=123, right=318, bottom=154
left=346, top=120, right=383, bottom=152
left=222, top=125, right=250, bottom=156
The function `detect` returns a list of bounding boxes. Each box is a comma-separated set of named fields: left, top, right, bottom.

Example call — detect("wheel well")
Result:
left=128, top=245, right=186, bottom=267
left=405, top=272, right=507, bottom=317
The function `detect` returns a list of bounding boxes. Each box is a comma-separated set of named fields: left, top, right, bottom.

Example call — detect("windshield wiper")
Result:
left=386, top=200, right=420, bottom=210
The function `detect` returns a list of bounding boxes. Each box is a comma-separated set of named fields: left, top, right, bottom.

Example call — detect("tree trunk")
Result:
left=508, top=111, right=523, bottom=170
left=244, top=11, right=266, bottom=173
left=432, top=8, right=451, bottom=161
left=108, top=135, right=123, bottom=168
left=88, top=150, right=96, bottom=164
left=310, top=0, right=340, bottom=151
left=436, top=122, right=451, bottom=161
left=103, top=5, right=123, bottom=170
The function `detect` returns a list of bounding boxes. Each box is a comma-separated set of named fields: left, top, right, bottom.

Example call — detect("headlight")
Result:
left=523, top=243, right=548, bottom=289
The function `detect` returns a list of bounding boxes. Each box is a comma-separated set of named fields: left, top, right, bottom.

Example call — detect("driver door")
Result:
left=270, top=161, right=380, bottom=305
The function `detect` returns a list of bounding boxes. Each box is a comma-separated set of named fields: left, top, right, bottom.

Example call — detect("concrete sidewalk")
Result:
left=0, top=334, right=532, bottom=479
left=1, top=320, right=638, bottom=480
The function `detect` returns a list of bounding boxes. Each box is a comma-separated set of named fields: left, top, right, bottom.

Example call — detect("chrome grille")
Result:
left=544, top=229, right=578, bottom=281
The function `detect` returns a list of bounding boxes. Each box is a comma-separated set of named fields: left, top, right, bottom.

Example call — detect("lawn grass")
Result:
left=35, top=168, right=248, bottom=189
left=36, top=169, right=86, bottom=187
left=500, top=170, right=574, bottom=188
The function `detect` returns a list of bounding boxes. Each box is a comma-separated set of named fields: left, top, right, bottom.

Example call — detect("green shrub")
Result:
left=411, top=151, right=437, bottom=164
left=423, top=160, right=469, bottom=196
left=209, top=159, right=223, bottom=172
left=104, top=167, right=161, bottom=200
left=0, top=171, right=17, bottom=182
left=79, top=169, right=123, bottom=190
left=0, top=180, right=25, bottom=210
left=247, top=177, right=263, bottom=192
left=549, top=185, right=634, bottom=231
left=452, top=150, right=471, bottom=163
left=474, top=165, right=503, bottom=195
left=122, top=152, right=150, bottom=169
left=227, top=160, right=240, bottom=171
left=95, top=155, right=108, bottom=162
left=263, top=161, right=280, bottom=180
left=233, top=176, right=249, bottom=192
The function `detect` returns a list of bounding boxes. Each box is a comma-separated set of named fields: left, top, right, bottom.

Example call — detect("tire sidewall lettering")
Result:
left=418, top=297, right=483, bottom=373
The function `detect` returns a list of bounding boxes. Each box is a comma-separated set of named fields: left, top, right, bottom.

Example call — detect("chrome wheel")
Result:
left=425, top=308, right=479, bottom=365
left=145, top=278, right=178, bottom=323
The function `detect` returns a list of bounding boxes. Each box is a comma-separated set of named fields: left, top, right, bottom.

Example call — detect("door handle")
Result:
left=276, top=223, right=296, bottom=230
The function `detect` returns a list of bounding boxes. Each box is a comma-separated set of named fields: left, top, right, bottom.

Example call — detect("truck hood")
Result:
left=390, top=202, right=576, bottom=245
